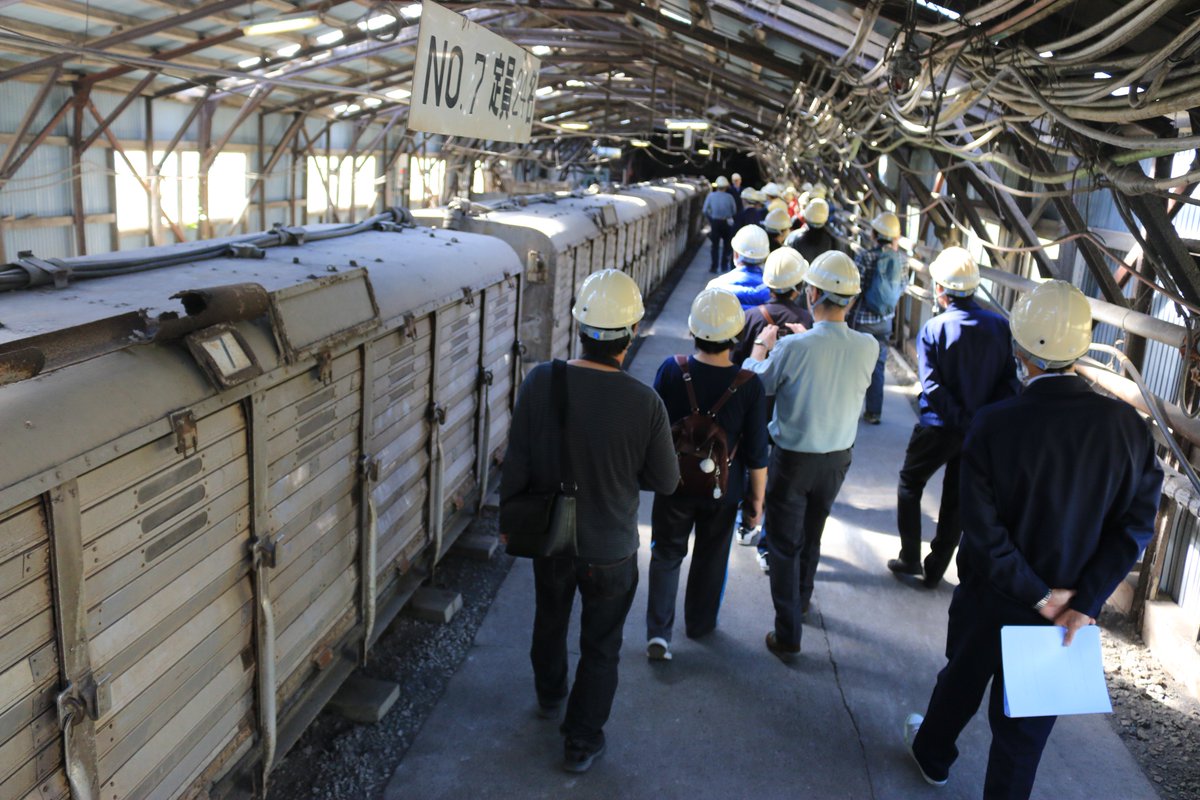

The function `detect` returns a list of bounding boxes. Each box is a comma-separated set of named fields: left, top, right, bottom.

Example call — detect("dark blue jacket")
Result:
left=653, top=355, right=769, bottom=505
left=958, top=375, right=1163, bottom=618
left=918, top=297, right=1019, bottom=431
left=735, top=206, right=766, bottom=231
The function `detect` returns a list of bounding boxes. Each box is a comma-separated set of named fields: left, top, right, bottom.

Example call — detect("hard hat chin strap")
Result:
left=1012, top=340, right=1075, bottom=371
left=580, top=323, right=633, bottom=341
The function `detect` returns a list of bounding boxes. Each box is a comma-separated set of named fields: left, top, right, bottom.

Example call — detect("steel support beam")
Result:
left=1017, top=129, right=1127, bottom=305
left=1126, top=192, right=1200, bottom=308
left=0, top=64, right=62, bottom=179
left=0, top=0, right=250, bottom=82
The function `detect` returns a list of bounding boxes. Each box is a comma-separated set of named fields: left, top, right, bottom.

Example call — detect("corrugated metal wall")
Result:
left=0, top=82, right=397, bottom=260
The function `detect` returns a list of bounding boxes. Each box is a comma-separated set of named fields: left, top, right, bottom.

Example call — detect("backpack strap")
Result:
left=707, top=369, right=755, bottom=418
left=674, top=354, right=701, bottom=414
left=759, top=305, right=775, bottom=326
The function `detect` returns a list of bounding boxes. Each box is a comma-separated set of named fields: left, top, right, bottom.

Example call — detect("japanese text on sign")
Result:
left=409, top=0, right=541, bottom=143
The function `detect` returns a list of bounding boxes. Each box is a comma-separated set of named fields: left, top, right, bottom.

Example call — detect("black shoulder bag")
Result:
left=500, top=360, right=579, bottom=558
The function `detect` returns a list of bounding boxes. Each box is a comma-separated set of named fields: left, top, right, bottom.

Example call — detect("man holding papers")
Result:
left=903, top=281, right=1163, bottom=799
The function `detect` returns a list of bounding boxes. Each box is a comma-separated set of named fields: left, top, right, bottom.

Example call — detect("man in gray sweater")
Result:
left=501, top=269, right=679, bottom=773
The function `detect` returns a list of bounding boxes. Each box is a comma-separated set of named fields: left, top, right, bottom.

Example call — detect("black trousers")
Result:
left=530, top=553, right=638, bottom=750
left=896, top=424, right=964, bottom=580
left=765, top=446, right=853, bottom=648
left=912, top=584, right=1058, bottom=799
left=646, top=494, right=739, bottom=642
left=708, top=219, right=733, bottom=271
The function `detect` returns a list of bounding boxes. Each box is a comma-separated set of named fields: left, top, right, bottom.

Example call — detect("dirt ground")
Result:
left=1099, top=610, right=1200, bottom=800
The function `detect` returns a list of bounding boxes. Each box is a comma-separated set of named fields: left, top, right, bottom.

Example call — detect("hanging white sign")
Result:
left=408, top=0, right=541, bottom=143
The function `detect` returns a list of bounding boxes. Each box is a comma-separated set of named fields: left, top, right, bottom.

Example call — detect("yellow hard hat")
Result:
left=810, top=183, right=828, bottom=199
left=767, top=198, right=788, bottom=214
left=872, top=211, right=901, bottom=240
left=572, top=269, right=645, bottom=339
left=783, top=185, right=798, bottom=199
left=1011, top=279, right=1092, bottom=367
left=763, top=247, right=808, bottom=291
left=763, top=208, right=792, bottom=234
left=731, top=225, right=770, bottom=262
left=804, top=198, right=830, bottom=226
left=805, top=250, right=861, bottom=302
left=928, top=246, right=980, bottom=295
left=688, top=288, right=745, bottom=342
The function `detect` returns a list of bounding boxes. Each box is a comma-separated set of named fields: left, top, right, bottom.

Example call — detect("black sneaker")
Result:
left=563, top=741, right=606, bottom=773
left=536, top=701, right=562, bottom=720
left=863, top=412, right=881, bottom=425
left=887, top=558, right=923, bottom=577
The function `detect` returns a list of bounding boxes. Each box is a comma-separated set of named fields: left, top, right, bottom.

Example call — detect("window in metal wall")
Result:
left=409, top=156, right=445, bottom=207
left=115, top=150, right=249, bottom=232
left=307, top=155, right=379, bottom=215
left=1160, top=506, right=1200, bottom=613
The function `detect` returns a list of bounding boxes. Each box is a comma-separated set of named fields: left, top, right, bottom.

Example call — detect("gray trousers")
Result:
left=765, top=446, right=853, bottom=648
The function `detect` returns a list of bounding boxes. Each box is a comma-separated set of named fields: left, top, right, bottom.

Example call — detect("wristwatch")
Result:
left=753, top=338, right=766, bottom=346
left=1033, top=590, right=1053, bottom=611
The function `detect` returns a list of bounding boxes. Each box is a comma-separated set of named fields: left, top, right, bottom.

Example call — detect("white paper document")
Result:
left=1000, top=625, right=1112, bottom=718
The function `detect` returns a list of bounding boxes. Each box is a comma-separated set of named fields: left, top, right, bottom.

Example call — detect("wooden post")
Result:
left=70, top=83, right=88, bottom=256
left=198, top=99, right=213, bottom=240
left=257, top=112, right=267, bottom=233
left=145, top=96, right=164, bottom=246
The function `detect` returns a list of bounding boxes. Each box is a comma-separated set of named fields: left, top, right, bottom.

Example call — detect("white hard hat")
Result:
left=872, top=211, right=901, bottom=240
left=928, top=246, right=980, bottom=295
left=805, top=250, right=861, bottom=303
left=731, top=225, right=770, bottom=262
left=714, top=176, right=730, bottom=188
left=741, top=187, right=764, bottom=205
left=810, top=183, right=828, bottom=199
left=761, top=182, right=782, bottom=198
left=804, top=198, right=829, bottom=226
left=767, top=198, right=788, bottom=214
left=572, top=268, right=645, bottom=339
left=763, top=208, right=792, bottom=234
left=783, top=185, right=798, bottom=199
left=731, top=172, right=742, bottom=181
left=763, top=247, right=809, bottom=291
left=688, top=288, right=745, bottom=342
left=1011, top=279, right=1092, bottom=367
left=801, top=181, right=814, bottom=192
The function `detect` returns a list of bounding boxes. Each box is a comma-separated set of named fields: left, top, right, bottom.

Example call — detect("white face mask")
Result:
left=1015, top=357, right=1030, bottom=385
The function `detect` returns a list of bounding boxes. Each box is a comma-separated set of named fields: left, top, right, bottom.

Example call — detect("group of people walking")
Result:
left=499, top=177, right=1162, bottom=799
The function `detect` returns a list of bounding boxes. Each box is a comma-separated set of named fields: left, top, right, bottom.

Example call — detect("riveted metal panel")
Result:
left=74, top=404, right=255, bottom=800
left=370, top=318, right=433, bottom=576
left=0, top=500, right=63, bottom=800
left=264, top=349, right=362, bottom=699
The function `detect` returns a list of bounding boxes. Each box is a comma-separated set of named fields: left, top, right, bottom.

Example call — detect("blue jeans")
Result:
left=854, top=316, right=892, bottom=417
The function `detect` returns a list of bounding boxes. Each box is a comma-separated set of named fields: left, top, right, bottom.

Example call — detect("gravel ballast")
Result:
left=266, top=511, right=513, bottom=800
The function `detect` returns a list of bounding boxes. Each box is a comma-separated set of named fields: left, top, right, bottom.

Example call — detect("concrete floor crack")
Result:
left=817, top=610, right=878, bottom=800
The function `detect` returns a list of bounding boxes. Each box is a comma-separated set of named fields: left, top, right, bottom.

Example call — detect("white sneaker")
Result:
left=735, top=525, right=761, bottom=546
left=756, top=551, right=770, bottom=573
left=646, top=637, right=672, bottom=661
left=904, top=713, right=947, bottom=786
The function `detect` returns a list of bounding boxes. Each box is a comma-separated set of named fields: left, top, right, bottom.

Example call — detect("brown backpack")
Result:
left=670, top=355, right=754, bottom=500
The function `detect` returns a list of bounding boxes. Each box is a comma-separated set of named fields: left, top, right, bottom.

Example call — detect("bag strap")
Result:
left=707, top=369, right=755, bottom=418
left=551, top=360, right=576, bottom=495
left=759, top=305, right=775, bottom=326
left=674, top=354, right=701, bottom=415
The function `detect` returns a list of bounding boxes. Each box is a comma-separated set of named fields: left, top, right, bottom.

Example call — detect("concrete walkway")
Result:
left=384, top=247, right=1158, bottom=800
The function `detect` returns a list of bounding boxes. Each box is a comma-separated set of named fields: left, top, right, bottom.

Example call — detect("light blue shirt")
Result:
left=742, top=320, right=879, bottom=453
left=702, top=191, right=737, bottom=221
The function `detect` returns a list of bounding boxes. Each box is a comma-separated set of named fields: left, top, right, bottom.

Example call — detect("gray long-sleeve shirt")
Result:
left=500, top=362, right=680, bottom=561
